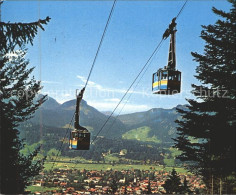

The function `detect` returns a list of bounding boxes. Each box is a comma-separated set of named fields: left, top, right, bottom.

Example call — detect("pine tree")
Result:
left=174, top=0, right=236, bottom=193
left=162, top=168, right=183, bottom=194
left=0, top=4, right=50, bottom=193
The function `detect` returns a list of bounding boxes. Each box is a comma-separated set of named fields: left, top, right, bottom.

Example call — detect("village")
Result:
left=30, top=167, right=205, bottom=194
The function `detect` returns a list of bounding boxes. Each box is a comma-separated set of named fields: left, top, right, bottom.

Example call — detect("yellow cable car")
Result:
left=69, top=129, right=90, bottom=150
left=152, top=18, right=181, bottom=95
left=152, top=69, right=181, bottom=95
left=69, top=88, right=90, bottom=150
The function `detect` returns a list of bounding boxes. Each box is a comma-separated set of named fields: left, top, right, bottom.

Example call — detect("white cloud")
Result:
left=76, top=75, right=96, bottom=86
left=76, top=75, right=87, bottom=83
left=76, top=75, right=151, bottom=97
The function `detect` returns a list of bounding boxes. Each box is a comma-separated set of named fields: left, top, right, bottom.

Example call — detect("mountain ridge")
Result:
left=31, top=96, right=127, bottom=138
left=29, top=95, right=186, bottom=144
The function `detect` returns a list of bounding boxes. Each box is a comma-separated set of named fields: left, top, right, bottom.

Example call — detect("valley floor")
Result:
left=44, top=161, right=186, bottom=173
left=27, top=160, right=204, bottom=194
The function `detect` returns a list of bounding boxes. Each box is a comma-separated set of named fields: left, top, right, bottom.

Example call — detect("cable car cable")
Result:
left=176, top=0, right=188, bottom=20
left=84, top=0, right=117, bottom=90
left=105, top=42, right=163, bottom=133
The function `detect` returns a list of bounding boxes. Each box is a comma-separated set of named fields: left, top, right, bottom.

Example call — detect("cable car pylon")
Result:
left=152, top=17, right=181, bottom=95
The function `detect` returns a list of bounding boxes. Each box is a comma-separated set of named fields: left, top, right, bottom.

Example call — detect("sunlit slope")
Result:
left=118, top=105, right=186, bottom=143
left=122, top=126, right=161, bottom=143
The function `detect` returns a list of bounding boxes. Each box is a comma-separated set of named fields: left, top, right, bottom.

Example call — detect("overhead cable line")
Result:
left=106, top=41, right=163, bottom=133
left=84, top=0, right=117, bottom=90
left=176, top=0, right=188, bottom=19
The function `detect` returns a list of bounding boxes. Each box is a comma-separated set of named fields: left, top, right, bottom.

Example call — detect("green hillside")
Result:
left=122, top=126, right=161, bottom=143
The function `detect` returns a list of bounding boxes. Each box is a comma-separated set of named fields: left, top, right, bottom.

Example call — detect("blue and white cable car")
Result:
left=152, top=18, right=181, bottom=95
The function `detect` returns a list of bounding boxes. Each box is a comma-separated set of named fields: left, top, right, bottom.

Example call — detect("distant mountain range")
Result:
left=30, top=95, right=127, bottom=139
left=25, top=95, right=186, bottom=144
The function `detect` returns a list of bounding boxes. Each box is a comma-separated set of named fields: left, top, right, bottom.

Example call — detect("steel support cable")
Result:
left=72, top=0, right=188, bottom=169
left=106, top=41, right=163, bottom=133
left=176, top=0, right=188, bottom=20
left=84, top=0, right=117, bottom=90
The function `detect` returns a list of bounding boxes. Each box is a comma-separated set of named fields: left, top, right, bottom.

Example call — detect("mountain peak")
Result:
left=60, top=99, right=87, bottom=110
left=36, top=94, right=60, bottom=110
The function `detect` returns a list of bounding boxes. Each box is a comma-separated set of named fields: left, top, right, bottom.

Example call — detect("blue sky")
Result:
left=2, top=0, right=231, bottom=113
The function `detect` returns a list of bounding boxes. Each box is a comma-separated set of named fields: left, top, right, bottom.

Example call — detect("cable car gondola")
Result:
left=69, top=129, right=90, bottom=150
left=69, top=88, right=90, bottom=150
left=152, top=18, right=181, bottom=95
